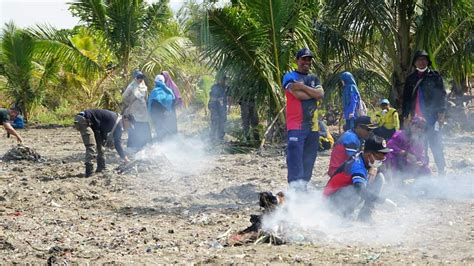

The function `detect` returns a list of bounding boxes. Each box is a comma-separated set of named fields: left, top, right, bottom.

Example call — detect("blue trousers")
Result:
left=344, top=118, right=355, bottom=131
left=287, top=130, right=319, bottom=186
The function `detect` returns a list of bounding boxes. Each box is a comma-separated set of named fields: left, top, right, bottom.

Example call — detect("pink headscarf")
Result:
left=161, top=71, right=182, bottom=106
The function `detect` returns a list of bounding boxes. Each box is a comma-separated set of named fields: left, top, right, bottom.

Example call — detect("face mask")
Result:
left=369, top=159, right=383, bottom=168
left=416, top=67, right=428, bottom=72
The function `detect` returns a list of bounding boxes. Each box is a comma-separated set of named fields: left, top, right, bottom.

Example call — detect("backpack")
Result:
left=357, top=98, right=368, bottom=116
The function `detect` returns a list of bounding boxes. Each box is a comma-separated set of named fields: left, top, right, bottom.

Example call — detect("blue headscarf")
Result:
left=341, top=71, right=361, bottom=119
left=147, top=76, right=175, bottom=112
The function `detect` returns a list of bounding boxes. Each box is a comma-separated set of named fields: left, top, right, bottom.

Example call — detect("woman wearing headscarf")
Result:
left=148, top=74, right=176, bottom=141
left=341, top=71, right=362, bottom=131
left=122, top=71, right=151, bottom=150
left=161, top=71, right=182, bottom=134
left=384, top=116, right=431, bottom=181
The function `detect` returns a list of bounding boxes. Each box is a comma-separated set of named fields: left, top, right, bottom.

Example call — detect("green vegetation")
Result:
left=0, top=0, right=472, bottom=134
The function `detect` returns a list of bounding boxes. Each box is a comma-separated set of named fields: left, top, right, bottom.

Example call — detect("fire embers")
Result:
left=228, top=191, right=285, bottom=246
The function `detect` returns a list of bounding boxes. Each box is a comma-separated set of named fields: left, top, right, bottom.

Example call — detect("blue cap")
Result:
left=296, top=48, right=313, bottom=59
left=380, top=99, right=390, bottom=105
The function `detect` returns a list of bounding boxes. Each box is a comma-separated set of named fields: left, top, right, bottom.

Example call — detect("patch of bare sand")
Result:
left=0, top=127, right=472, bottom=263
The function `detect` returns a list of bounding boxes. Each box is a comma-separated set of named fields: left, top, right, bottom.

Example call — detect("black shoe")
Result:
left=95, top=167, right=106, bottom=173
left=96, top=158, right=106, bottom=173
left=85, top=163, right=94, bottom=177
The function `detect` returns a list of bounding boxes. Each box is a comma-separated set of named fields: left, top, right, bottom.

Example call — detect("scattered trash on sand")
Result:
left=228, top=191, right=286, bottom=246
left=2, top=145, right=43, bottom=162
left=115, top=156, right=169, bottom=175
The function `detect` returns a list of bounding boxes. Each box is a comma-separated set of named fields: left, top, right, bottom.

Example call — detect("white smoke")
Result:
left=134, top=135, right=213, bottom=176
left=261, top=171, right=473, bottom=245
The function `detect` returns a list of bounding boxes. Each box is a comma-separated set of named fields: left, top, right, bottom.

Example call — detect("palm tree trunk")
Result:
left=392, top=3, right=412, bottom=109
left=122, top=49, right=130, bottom=79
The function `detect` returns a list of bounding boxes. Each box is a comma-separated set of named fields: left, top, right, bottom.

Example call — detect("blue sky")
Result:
left=0, top=0, right=189, bottom=29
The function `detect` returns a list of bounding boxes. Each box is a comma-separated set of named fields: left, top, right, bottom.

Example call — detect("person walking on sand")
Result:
left=282, top=48, right=324, bottom=190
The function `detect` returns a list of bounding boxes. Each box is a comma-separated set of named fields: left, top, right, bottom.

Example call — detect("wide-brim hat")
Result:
left=412, top=50, right=432, bottom=66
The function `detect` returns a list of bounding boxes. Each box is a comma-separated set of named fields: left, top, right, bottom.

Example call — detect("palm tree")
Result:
left=202, top=0, right=317, bottom=122
left=0, top=23, right=51, bottom=121
left=429, top=5, right=474, bottom=95
left=69, top=0, right=173, bottom=77
left=29, top=25, right=116, bottom=109
left=137, top=21, right=195, bottom=103
left=325, top=0, right=474, bottom=107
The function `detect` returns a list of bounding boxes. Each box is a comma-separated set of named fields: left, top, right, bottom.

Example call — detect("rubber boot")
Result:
left=96, top=158, right=106, bottom=173
left=85, top=163, right=94, bottom=177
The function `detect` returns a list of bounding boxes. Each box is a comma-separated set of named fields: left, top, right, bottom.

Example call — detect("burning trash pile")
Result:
left=228, top=191, right=287, bottom=246
left=2, top=145, right=43, bottom=162
left=116, top=154, right=171, bottom=175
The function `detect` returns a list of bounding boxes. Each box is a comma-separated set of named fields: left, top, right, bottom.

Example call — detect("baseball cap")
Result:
left=364, top=135, right=392, bottom=153
left=355, top=116, right=377, bottom=129
left=296, top=48, right=313, bottom=59
left=380, top=99, right=390, bottom=105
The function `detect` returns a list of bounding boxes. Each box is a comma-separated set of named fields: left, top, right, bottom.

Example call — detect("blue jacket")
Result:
left=147, top=80, right=175, bottom=112
left=11, top=115, right=25, bottom=129
left=341, top=72, right=360, bottom=119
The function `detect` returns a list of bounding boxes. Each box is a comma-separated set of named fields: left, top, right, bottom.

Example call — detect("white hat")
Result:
left=155, top=74, right=165, bottom=83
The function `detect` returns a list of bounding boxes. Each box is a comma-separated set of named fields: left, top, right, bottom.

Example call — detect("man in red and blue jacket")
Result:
left=324, top=135, right=392, bottom=222
left=327, top=116, right=376, bottom=177
left=282, top=48, right=324, bottom=190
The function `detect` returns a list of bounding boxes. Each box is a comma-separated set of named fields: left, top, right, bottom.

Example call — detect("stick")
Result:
left=259, top=105, right=286, bottom=152
left=25, top=240, right=48, bottom=252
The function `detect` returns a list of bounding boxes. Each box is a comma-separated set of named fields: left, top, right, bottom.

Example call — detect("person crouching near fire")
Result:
left=323, top=135, right=396, bottom=223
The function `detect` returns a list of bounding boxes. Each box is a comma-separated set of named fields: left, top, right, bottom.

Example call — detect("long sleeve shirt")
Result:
left=83, top=109, right=125, bottom=159
left=374, top=108, right=399, bottom=130
left=122, top=80, right=149, bottom=122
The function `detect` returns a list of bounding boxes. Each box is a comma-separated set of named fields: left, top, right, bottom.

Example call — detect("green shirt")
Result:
left=0, top=108, right=9, bottom=124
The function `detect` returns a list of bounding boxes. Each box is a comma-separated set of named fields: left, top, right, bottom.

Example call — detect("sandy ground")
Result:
left=0, top=126, right=473, bottom=264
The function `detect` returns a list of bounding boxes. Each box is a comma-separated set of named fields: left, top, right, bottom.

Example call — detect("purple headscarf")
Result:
left=162, top=71, right=182, bottom=106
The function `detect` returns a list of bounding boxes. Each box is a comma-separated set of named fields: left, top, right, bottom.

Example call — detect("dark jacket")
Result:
left=402, top=69, right=446, bottom=125
left=83, top=109, right=125, bottom=159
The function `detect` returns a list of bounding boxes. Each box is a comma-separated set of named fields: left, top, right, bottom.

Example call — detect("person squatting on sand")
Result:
left=323, top=135, right=395, bottom=223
